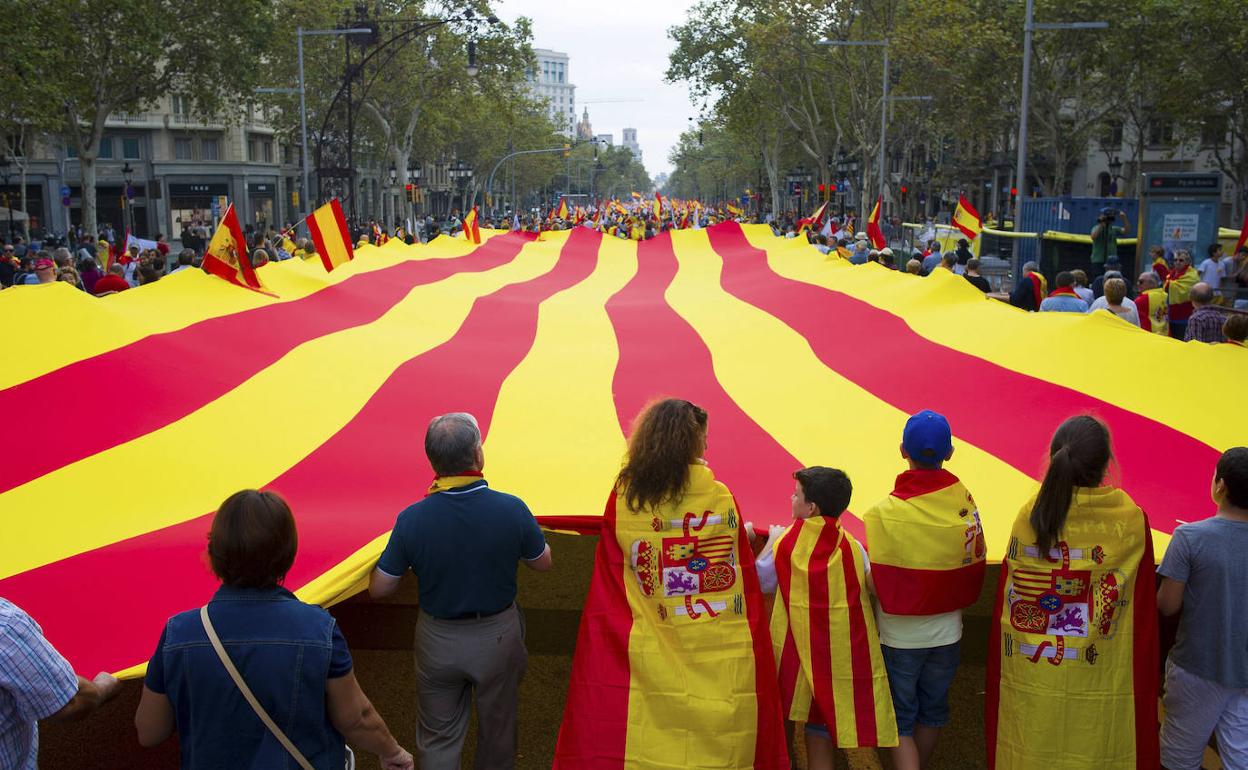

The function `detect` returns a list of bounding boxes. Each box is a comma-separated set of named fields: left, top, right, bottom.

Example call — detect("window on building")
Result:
left=1100, top=120, right=1123, bottom=148
left=4, top=134, right=25, bottom=157
left=1147, top=118, right=1175, bottom=147
left=1201, top=117, right=1227, bottom=147
left=98, top=137, right=114, bottom=159
left=122, top=137, right=141, bottom=159
left=66, top=143, right=78, bottom=159
left=171, top=95, right=190, bottom=117
left=174, top=137, right=193, bottom=160
left=262, top=139, right=273, bottom=163
left=202, top=137, right=220, bottom=160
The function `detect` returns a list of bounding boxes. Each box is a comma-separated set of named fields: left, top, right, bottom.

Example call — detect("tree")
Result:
left=12, top=0, right=273, bottom=239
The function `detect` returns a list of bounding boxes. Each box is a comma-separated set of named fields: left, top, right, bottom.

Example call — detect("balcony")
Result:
left=107, top=111, right=155, bottom=125
left=170, top=113, right=224, bottom=128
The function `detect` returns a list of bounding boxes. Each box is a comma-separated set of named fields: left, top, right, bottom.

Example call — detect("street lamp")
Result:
left=121, top=162, right=134, bottom=236
left=0, top=156, right=11, bottom=242
left=1107, top=156, right=1123, bottom=196
left=818, top=38, right=889, bottom=208
left=1013, top=3, right=1107, bottom=257
left=466, top=39, right=478, bottom=78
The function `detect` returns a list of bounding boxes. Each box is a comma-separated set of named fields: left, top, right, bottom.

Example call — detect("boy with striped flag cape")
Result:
left=755, top=467, right=897, bottom=767
left=864, top=410, right=986, bottom=770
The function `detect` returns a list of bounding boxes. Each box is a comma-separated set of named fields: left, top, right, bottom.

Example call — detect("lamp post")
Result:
left=0, top=157, right=11, bottom=242
left=121, top=161, right=134, bottom=236
left=818, top=38, right=889, bottom=210
left=1012, top=3, right=1107, bottom=258
left=1107, top=155, right=1123, bottom=196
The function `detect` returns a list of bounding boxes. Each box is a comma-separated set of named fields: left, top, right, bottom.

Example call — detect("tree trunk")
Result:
left=80, top=155, right=98, bottom=240
left=18, top=161, right=29, bottom=240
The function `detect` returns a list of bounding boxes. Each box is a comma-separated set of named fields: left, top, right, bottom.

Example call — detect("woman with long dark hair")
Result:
left=986, top=415, right=1158, bottom=770
left=554, top=398, right=789, bottom=769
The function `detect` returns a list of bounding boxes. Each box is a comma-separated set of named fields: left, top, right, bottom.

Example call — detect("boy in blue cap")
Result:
left=863, top=410, right=986, bottom=770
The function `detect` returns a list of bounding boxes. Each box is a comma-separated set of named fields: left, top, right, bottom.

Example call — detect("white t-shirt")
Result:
left=1074, top=285, right=1094, bottom=304
left=875, top=606, right=962, bottom=649
left=1088, top=295, right=1140, bottom=326
left=1198, top=257, right=1225, bottom=286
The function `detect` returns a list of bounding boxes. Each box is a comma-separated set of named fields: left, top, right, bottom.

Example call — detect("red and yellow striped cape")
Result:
left=865, top=469, right=986, bottom=615
left=986, top=486, right=1158, bottom=769
left=771, top=515, right=897, bottom=748
left=554, top=463, right=789, bottom=769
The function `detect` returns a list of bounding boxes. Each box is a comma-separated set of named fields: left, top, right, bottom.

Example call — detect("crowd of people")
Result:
left=5, top=399, right=1244, bottom=770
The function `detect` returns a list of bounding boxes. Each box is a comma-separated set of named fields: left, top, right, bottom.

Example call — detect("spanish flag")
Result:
left=771, top=515, right=897, bottom=748
left=1027, top=271, right=1048, bottom=311
left=953, top=195, right=983, bottom=240
left=865, top=469, right=986, bottom=615
left=1165, top=263, right=1199, bottom=321
left=630, top=191, right=642, bottom=200
left=554, top=463, right=789, bottom=769
left=866, top=196, right=886, bottom=249
left=654, top=192, right=663, bottom=220
left=202, top=204, right=265, bottom=292
left=461, top=206, right=481, bottom=244
left=726, top=202, right=744, bottom=217
left=306, top=199, right=354, bottom=272
left=986, top=486, right=1158, bottom=769
left=1136, top=287, right=1168, bottom=336
left=550, top=197, right=569, bottom=222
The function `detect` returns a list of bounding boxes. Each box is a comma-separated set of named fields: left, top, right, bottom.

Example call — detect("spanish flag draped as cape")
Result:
left=554, top=463, right=788, bottom=769
left=1165, top=264, right=1199, bottom=322
left=865, top=469, right=986, bottom=615
left=1136, top=287, right=1169, bottom=336
left=986, top=486, right=1158, bottom=770
left=771, top=516, right=897, bottom=748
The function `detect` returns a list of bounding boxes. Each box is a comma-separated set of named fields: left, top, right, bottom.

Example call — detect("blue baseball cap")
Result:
left=902, top=410, right=952, bottom=464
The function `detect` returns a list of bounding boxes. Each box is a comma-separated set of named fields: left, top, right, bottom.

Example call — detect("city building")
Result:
left=622, top=127, right=641, bottom=161
left=594, top=133, right=614, bottom=147
left=527, top=49, right=576, bottom=136
left=575, top=108, right=594, bottom=142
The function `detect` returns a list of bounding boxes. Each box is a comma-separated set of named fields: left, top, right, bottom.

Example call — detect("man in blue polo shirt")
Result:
left=369, top=412, right=551, bottom=770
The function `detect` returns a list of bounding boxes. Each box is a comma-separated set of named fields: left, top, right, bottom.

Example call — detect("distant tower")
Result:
left=576, top=107, right=594, bottom=141
left=622, top=127, right=641, bottom=161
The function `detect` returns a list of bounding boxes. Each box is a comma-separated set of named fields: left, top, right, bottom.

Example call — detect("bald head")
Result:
left=109, top=263, right=125, bottom=276
left=424, top=412, right=483, bottom=476
left=1190, top=282, right=1214, bottom=306
left=1137, top=272, right=1159, bottom=290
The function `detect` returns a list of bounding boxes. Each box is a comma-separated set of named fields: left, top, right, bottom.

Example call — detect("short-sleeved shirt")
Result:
left=145, top=585, right=352, bottom=769
left=1090, top=225, right=1124, bottom=264
left=1158, top=516, right=1248, bottom=688
left=1197, top=257, right=1225, bottom=286
left=377, top=479, right=546, bottom=618
left=0, top=598, right=78, bottom=770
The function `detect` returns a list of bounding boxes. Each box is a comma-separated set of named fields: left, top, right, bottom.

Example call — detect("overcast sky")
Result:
left=494, top=0, right=699, bottom=181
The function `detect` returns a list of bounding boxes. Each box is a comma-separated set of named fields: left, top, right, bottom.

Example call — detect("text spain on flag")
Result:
left=202, top=203, right=265, bottom=292
left=307, top=199, right=355, bottom=272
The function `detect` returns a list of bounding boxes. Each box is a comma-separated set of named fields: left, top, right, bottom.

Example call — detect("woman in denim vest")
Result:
left=134, top=489, right=413, bottom=769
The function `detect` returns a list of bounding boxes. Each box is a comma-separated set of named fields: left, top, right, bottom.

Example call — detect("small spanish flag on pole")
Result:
left=306, top=199, right=354, bottom=272
left=203, top=203, right=266, bottom=292
left=653, top=191, right=663, bottom=220
left=866, top=196, right=886, bottom=249
left=952, top=195, right=983, bottom=240
left=461, top=206, right=481, bottom=244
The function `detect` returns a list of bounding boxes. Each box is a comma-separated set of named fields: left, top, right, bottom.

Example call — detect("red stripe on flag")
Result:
left=838, top=536, right=879, bottom=745
left=605, top=230, right=864, bottom=538
left=806, top=521, right=842, bottom=736
left=0, top=233, right=534, bottom=494
left=551, top=493, right=633, bottom=768
left=331, top=199, right=355, bottom=260
left=984, top=559, right=1010, bottom=769
left=305, top=206, right=334, bottom=272
left=774, top=523, right=802, bottom=715
left=871, top=561, right=986, bottom=615
left=707, top=222, right=1216, bottom=536
left=0, top=230, right=593, bottom=676
left=1131, top=514, right=1160, bottom=768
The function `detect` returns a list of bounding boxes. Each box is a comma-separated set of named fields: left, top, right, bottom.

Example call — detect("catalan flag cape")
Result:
left=202, top=204, right=264, bottom=292
left=1165, top=264, right=1198, bottom=321
left=554, top=463, right=789, bottom=769
left=864, top=469, right=986, bottom=615
left=986, top=487, right=1158, bottom=770
left=866, top=196, right=886, bottom=249
left=306, top=199, right=354, bottom=272
left=953, top=195, right=983, bottom=240
left=1027, top=272, right=1048, bottom=310
left=1136, top=288, right=1168, bottom=336
left=771, top=515, right=897, bottom=748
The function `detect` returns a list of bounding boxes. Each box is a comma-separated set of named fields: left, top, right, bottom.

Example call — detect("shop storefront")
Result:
left=169, top=182, right=229, bottom=240
left=247, top=181, right=276, bottom=230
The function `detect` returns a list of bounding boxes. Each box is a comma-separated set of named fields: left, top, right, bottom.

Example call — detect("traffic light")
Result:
left=562, top=143, right=571, bottom=159
left=792, top=182, right=803, bottom=197
left=828, top=183, right=837, bottom=193
left=900, top=185, right=908, bottom=201
left=1010, top=186, right=1018, bottom=198
left=405, top=183, right=415, bottom=203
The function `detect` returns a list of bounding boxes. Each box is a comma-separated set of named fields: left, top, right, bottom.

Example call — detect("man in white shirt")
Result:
left=1198, top=243, right=1226, bottom=287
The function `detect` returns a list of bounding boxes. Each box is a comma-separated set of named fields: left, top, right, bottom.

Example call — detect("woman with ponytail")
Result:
left=986, top=415, right=1159, bottom=770
left=554, top=398, right=789, bottom=769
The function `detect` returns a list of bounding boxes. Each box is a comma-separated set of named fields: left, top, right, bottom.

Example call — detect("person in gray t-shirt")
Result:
left=1157, top=447, right=1248, bottom=770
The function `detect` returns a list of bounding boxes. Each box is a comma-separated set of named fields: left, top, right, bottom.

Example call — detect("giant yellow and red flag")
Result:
left=771, top=515, right=897, bottom=748
left=553, top=463, right=789, bottom=768
left=0, top=223, right=1241, bottom=683
left=864, top=469, right=986, bottom=614
left=866, top=196, right=886, bottom=249
left=202, top=203, right=265, bottom=292
left=953, top=195, right=983, bottom=240
left=306, top=199, right=355, bottom=272
left=987, top=488, right=1158, bottom=769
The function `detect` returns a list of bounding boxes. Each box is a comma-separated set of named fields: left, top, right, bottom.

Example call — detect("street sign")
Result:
left=61, top=196, right=71, bottom=207
left=59, top=185, right=70, bottom=197
left=291, top=190, right=300, bottom=206
left=217, top=195, right=229, bottom=213
left=210, top=199, right=220, bottom=216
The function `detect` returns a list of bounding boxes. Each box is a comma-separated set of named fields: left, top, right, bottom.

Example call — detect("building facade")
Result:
left=527, top=49, right=576, bottom=136
left=594, top=133, right=614, bottom=147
